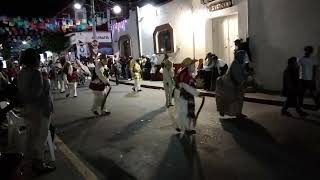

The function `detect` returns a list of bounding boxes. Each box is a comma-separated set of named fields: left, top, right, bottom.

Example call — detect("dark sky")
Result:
left=0, top=0, right=171, bottom=17
left=0, top=0, right=73, bottom=17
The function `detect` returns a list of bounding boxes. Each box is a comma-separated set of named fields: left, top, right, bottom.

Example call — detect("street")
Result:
left=52, top=84, right=320, bottom=180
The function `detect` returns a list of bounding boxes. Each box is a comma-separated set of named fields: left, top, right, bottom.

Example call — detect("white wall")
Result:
left=112, top=10, right=140, bottom=59
left=137, top=0, right=248, bottom=63
left=138, top=0, right=194, bottom=63
left=249, top=0, right=320, bottom=91
left=192, top=0, right=248, bottom=60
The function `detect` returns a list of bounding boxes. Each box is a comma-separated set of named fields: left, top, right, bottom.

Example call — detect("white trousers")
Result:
left=67, top=82, right=78, bottom=97
left=92, top=89, right=109, bottom=114
left=49, top=79, right=59, bottom=90
left=24, top=106, right=51, bottom=161
left=133, top=79, right=141, bottom=91
left=174, top=89, right=193, bottom=130
left=58, top=74, right=68, bottom=93
left=163, top=79, right=174, bottom=106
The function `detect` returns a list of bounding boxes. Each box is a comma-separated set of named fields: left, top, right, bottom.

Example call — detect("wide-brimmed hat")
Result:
left=99, top=54, right=108, bottom=61
left=181, top=57, right=197, bottom=67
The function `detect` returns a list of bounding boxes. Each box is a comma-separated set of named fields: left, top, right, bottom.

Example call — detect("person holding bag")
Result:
left=89, top=54, right=111, bottom=116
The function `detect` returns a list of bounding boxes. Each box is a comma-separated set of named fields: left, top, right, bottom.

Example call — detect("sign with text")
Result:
left=202, top=0, right=233, bottom=12
left=69, top=31, right=112, bottom=45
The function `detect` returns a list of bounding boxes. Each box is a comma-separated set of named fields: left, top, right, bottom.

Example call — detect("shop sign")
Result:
left=69, top=31, right=112, bottom=45
left=202, top=0, right=233, bottom=12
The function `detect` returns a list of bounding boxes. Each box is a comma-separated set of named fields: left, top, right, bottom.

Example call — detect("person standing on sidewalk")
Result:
left=298, top=46, right=319, bottom=108
left=174, top=58, right=204, bottom=135
left=282, top=57, right=308, bottom=117
left=89, top=54, right=111, bottom=115
left=17, top=48, right=56, bottom=174
left=113, top=59, right=121, bottom=85
left=161, top=54, right=175, bottom=107
left=130, top=58, right=142, bottom=92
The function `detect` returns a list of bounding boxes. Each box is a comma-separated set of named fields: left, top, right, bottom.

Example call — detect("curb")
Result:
left=110, top=79, right=316, bottom=110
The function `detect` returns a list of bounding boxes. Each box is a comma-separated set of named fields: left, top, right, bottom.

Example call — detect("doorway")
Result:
left=119, top=35, right=131, bottom=58
left=211, top=14, right=239, bottom=65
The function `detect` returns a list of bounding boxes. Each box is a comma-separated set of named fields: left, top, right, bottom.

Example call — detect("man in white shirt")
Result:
left=298, top=46, right=318, bottom=108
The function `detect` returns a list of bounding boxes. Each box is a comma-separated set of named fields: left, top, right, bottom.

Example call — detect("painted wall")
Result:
left=249, top=0, right=320, bottom=90
left=138, top=0, right=194, bottom=63
left=137, top=0, right=248, bottom=63
left=112, top=10, right=140, bottom=59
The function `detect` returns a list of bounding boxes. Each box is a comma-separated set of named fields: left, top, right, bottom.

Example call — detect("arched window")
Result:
left=153, top=24, right=174, bottom=54
left=118, top=35, right=131, bottom=58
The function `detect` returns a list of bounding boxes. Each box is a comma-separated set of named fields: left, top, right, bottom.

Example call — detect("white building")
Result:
left=112, top=0, right=320, bottom=91
left=111, top=10, right=140, bottom=59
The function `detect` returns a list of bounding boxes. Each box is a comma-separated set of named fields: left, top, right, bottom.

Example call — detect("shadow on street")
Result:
left=152, top=134, right=205, bottom=180
left=80, top=152, right=137, bottom=180
left=108, top=107, right=167, bottom=142
left=220, top=118, right=319, bottom=180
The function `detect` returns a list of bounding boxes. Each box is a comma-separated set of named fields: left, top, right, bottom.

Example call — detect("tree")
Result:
left=41, top=32, right=69, bottom=53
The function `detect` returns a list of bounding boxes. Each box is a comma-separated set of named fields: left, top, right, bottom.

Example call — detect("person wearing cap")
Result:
left=89, top=54, right=111, bottom=115
left=174, top=57, right=204, bottom=135
left=129, top=58, right=142, bottom=92
left=161, top=54, right=175, bottom=107
left=216, top=50, right=249, bottom=119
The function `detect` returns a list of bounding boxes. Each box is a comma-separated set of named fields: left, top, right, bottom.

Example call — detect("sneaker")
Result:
left=281, top=110, right=293, bottom=117
left=236, top=114, right=247, bottom=119
left=101, top=111, right=111, bottom=116
left=297, top=111, right=308, bottom=117
left=92, top=111, right=100, bottom=116
left=32, top=162, right=56, bottom=175
left=185, top=129, right=196, bottom=135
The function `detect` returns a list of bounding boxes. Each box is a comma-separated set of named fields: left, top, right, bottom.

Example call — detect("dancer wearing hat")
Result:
left=161, top=54, right=175, bottom=107
left=89, top=54, right=111, bottom=115
left=130, top=58, right=142, bottom=92
left=174, top=58, right=204, bottom=135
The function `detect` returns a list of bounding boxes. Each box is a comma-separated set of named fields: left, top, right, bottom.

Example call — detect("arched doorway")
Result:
left=118, top=35, right=131, bottom=58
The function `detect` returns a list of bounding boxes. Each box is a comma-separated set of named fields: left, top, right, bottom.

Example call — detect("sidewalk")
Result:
left=110, top=78, right=316, bottom=110
left=0, top=132, right=85, bottom=180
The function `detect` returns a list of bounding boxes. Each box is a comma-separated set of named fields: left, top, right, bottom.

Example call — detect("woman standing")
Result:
left=17, top=48, right=55, bottom=174
left=215, top=50, right=249, bottom=119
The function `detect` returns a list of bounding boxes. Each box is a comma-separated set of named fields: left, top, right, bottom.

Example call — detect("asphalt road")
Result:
left=52, top=84, right=320, bottom=180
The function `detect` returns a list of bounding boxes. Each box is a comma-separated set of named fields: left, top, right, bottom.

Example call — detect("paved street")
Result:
left=52, top=84, right=320, bottom=180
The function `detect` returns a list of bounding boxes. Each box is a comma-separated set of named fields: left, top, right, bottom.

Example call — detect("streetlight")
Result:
left=113, top=5, right=122, bottom=14
left=22, top=41, right=27, bottom=45
left=73, top=3, right=82, bottom=10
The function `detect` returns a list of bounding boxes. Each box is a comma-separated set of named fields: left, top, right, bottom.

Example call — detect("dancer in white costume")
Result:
left=174, top=58, right=203, bottom=135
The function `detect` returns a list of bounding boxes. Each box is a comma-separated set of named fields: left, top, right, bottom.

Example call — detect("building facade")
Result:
left=112, top=0, right=320, bottom=91
left=111, top=10, right=140, bottom=59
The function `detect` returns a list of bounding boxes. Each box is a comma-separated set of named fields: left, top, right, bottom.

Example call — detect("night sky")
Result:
left=0, top=0, right=73, bottom=17
left=0, top=0, right=171, bottom=17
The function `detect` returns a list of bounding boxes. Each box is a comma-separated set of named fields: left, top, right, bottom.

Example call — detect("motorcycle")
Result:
left=0, top=100, right=26, bottom=180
